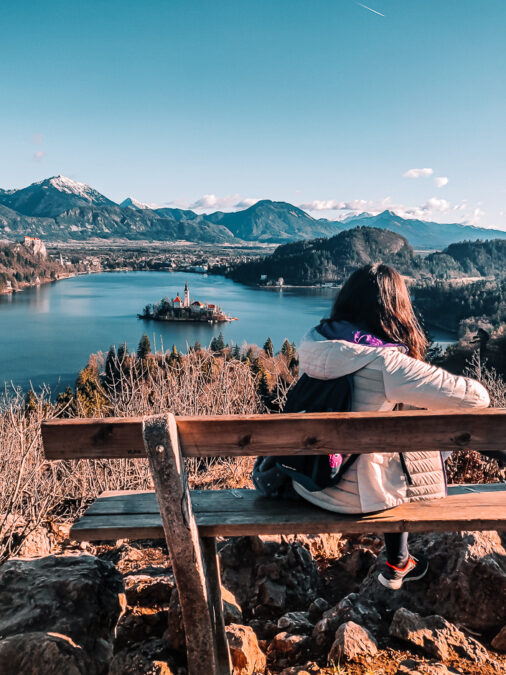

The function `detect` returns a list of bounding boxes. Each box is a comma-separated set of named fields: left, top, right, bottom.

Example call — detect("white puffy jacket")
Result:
left=297, top=327, right=490, bottom=513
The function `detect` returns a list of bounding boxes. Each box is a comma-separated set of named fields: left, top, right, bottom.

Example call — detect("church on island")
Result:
left=139, top=282, right=236, bottom=324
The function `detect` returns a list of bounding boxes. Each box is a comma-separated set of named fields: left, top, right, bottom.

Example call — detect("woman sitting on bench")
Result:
left=297, top=263, right=504, bottom=590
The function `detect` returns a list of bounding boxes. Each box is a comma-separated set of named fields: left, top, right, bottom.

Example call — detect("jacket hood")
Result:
left=299, top=324, right=405, bottom=379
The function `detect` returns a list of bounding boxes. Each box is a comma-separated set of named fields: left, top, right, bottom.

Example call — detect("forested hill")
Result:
left=426, top=240, right=506, bottom=277
left=227, top=227, right=420, bottom=285
left=226, top=229, right=506, bottom=286
left=0, top=242, right=73, bottom=292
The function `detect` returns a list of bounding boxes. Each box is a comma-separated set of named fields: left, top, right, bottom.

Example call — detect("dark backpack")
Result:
left=252, top=373, right=358, bottom=498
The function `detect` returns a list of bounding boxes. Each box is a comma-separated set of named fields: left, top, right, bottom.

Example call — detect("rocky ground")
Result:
left=0, top=526, right=504, bottom=674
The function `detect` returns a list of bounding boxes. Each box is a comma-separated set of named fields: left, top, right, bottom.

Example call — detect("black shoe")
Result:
left=378, top=555, right=429, bottom=590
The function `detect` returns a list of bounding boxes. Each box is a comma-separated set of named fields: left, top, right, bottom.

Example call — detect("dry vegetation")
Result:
left=0, top=345, right=504, bottom=563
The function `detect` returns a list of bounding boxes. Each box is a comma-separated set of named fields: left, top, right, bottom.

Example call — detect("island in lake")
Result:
left=139, top=282, right=237, bottom=324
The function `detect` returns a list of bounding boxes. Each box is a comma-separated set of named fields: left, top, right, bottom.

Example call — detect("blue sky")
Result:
left=1, top=0, right=505, bottom=228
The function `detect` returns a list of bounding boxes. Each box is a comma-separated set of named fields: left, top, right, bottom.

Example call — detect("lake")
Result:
left=0, top=271, right=457, bottom=390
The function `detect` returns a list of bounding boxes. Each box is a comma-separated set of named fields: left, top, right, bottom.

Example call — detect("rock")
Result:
left=124, top=569, right=175, bottom=607
left=248, top=619, right=279, bottom=640
left=258, top=578, right=286, bottom=609
left=491, top=625, right=506, bottom=652
left=389, top=608, right=489, bottom=663
left=332, top=593, right=382, bottom=632
left=18, top=525, right=54, bottom=558
left=226, top=623, right=266, bottom=675
left=109, top=638, right=177, bottom=674
left=219, top=536, right=319, bottom=618
left=0, top=631, right=93, bottom=674
left=115, top=607, right=170, bottom=651
left=312, top=593, right=381, bottom=647
left=267, top=632, right=310, bottom=661
left=336, top=548, right=377, bottom=580
left=280, top=664, right=320, bottom=675
left=396, top=658, right=455, bottom=674
left=360, top=531, right=506, bottom=633
left=164, top=588, right=186, bottom=652
left=277, top=611, right=314, bottom=635
left=0, top=555, right=124, bottom=674
left=223, top=586, right=243, bottom=624
left=328, top=621, right=378, bottom=663
left=307, top=598, right=329, bottom=621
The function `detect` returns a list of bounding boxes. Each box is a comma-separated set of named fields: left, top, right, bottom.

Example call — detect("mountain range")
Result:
left=1, top=175, right=505, bottom=249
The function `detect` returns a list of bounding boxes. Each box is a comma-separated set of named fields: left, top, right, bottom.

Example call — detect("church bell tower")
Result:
left=184, top=281, right=190, bottom=308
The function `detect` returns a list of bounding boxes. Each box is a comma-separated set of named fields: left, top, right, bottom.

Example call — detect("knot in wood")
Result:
left=238, top=434, right=252, bottom=448
left=305, top=436, right=319, bottom=447
left=452, top=432, right=472, bottom=446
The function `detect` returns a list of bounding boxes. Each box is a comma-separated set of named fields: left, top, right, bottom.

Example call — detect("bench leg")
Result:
left=143, top=414, right=230, bottom=675
left=201, top=537, right=233, bottom=674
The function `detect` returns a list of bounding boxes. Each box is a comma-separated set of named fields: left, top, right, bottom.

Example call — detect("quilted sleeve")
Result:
left=380, top=349, right=490, bottom=409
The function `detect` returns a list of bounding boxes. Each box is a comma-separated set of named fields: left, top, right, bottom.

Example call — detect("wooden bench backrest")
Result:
left=42, top=408, right=506, bottom=460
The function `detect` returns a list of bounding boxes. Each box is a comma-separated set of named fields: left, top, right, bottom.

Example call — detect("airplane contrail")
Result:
left=355, top=2, right=385, bottom=16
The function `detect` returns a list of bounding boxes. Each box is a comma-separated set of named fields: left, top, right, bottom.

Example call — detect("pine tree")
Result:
left=280, top=339, right=293, bottom=360
left=192, top=341, right=202, bottom=352
left=104, top=345, right=118, bottom=388
left=230, top=344, right=241, bottom=360
left=257, top=371, right=271, bottom=404
left=117, top=341, right=129, bottom=363
left=263, top=337, right=274, bottom=357
left=137, top=334, right=151, bottom=360
left=210, top=332, right=225, bottom=352
left=245, top=347, right=255, bottom=362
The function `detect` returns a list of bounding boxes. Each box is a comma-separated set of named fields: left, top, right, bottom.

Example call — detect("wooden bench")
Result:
left=42, top=409, right=506, bottom=675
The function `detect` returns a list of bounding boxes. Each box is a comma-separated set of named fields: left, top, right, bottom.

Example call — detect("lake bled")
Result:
left=0, top=271, right=457, bottom=390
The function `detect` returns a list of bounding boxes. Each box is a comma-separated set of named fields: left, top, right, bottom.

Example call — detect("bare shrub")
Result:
left=0, top=350, right=265, bottom=561
left=445, top=351, right=506, bottom=484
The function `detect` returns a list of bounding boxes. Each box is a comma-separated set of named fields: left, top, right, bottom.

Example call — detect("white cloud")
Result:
left=166, top=194, right=260, bottom=213
left=298, top=198, right=393, bottom=213
left=403, top=167, right=434, bottom=179
left=32, top=151, right=45, bottom=161
left=235, top=197, right=259, bottom=209
left=298, top=199, right=346, bottom=211
left=421, top=197, right=451, bottom=212
left=434, top=176, right=449, bottom=188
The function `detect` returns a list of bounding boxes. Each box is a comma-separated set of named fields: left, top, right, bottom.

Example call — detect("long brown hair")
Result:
left=330, top=264, right=427, bottom=360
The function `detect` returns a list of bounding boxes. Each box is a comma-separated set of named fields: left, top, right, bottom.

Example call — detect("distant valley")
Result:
left=1, top=175, right=506, bottom=249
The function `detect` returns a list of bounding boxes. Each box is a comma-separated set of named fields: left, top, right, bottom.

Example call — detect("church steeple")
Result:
left=184, top=281, right=190, bottom=308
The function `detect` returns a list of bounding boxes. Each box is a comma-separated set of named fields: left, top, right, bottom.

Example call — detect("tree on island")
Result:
left=263, top=337, right=274, bottom=357
left=137, top=334, right=151, bottom=360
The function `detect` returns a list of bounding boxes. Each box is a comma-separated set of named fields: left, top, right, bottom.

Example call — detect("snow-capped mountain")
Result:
left=0, top=175, right=116, bottom=218
left=120, top=197, right=156, bottom=210
left=0, top=176, right=505, bottom=248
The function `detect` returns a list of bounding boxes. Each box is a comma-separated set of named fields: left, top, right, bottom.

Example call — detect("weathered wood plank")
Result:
left=142, top=414, right=222, bottom=674
left=70, top=484, right=506, bottom=541
left=201, top=537, right=233, bottom=674
left=42, top=409, right=506, bottom=459
left=81, top=483, right=506, bottom=517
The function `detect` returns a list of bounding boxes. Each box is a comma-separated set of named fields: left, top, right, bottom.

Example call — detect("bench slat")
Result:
left=69, top=484, right=506, bottom=540
left=42, top=409, right=506, bottom=459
